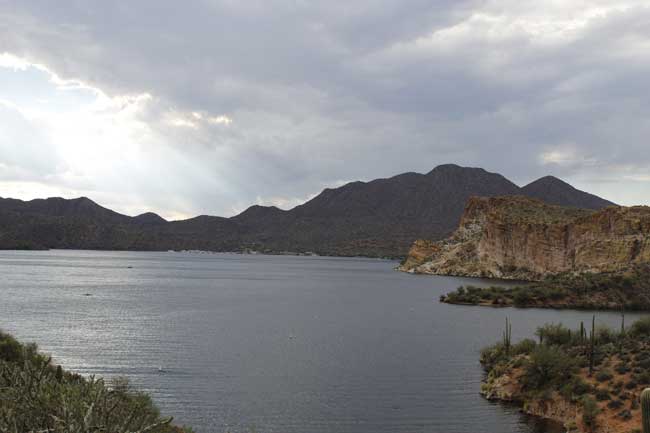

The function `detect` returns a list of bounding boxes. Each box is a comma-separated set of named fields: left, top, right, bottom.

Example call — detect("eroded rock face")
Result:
left=399, top=196, right=650, bottom=280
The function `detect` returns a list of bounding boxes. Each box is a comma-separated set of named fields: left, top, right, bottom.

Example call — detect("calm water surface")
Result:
left=1, top=250, right=644, bottom=433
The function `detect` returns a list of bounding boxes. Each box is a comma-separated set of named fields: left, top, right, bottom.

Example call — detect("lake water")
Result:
left=0, top=250, right=645, bottom=433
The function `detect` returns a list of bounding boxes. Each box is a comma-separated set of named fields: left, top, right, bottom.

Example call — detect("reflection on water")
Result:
left=1, top=250, right=639, bottom=433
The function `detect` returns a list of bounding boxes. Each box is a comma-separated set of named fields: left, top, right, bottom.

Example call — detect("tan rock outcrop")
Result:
left=399, top=196, right=650, bottom=280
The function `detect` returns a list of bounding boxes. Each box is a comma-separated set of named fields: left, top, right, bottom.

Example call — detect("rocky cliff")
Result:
left=399, top=196, right=650, bottom=280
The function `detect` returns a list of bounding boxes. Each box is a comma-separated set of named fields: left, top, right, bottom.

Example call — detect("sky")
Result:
left=1, top=1, right=649, bottom=219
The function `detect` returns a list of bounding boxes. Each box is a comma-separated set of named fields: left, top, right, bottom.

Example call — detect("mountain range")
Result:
left=0, top=164, right=615, bottom=257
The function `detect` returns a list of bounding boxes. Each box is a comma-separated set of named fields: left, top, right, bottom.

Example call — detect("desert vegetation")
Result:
left=442, top=264, right=650, bottom=310
left=0, top=330, right=189, bottom=433
left=481, top=316, right=650, bottom=432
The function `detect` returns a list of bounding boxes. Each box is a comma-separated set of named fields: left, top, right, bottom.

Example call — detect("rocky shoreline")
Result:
left=481, top=367, right=584, bottom=432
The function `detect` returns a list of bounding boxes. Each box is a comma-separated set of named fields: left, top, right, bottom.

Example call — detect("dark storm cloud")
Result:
left=0, top=0, right=649, bottom=216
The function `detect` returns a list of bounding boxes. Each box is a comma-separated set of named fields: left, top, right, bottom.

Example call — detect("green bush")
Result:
left=560, top=376, right=591, bottom=400
left=512, top=290, right=534, bottom=306
left=512, top=338, right=537, bottom=356
left=535, top=323, right=572, bottom=346
left=630, top=317, right=650, bottom=336
left=522, top=345, right=576, bottom=390
left=0, top=331, right=23, bottom=363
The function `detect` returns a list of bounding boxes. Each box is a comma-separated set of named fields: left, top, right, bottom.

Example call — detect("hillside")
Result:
left=399, top=196, right=649, bottom=280
left=480, top=318, right=650, bottom=433
left=0, top=165, right=617, bottom=257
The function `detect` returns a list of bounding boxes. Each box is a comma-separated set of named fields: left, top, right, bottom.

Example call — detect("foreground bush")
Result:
left=0, top=330, right=187, bottom=433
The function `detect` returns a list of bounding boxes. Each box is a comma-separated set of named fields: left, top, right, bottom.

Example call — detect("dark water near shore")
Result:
left=1, top=251, right=645, bottom=433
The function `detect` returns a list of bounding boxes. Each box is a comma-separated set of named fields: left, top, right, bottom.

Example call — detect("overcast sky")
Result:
left=1, top=1, right=649, bottom=219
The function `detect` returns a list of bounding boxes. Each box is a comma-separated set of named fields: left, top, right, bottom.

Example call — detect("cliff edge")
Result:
left=399, top=196, right=650, bottom=281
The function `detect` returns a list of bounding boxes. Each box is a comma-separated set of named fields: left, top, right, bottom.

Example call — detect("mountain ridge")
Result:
left=0, top=165, right=617, bottom=257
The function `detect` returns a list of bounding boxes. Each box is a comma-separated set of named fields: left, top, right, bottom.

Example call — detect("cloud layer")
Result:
left=1, top=0, right=649, bottom=218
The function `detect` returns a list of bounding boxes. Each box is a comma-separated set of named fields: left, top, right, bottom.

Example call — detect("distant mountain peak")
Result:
left=427, top=163, right=464, bottom=175
left=233, top=204, right=285, bottom=221
left=527, top=175, right=570, bottom=186
left=522, top=176, right=616, bottom=209
left=134, top=212, right=167, bottom=224
left=426, top=164, right=505, bottom=179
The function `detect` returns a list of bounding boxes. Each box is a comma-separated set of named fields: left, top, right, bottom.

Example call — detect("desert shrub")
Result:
left=599, top=342, right=617, bottom=356
left=637, top=357, right=650, bottom=370
left=512, top=338, right=537, bottom=356
left=513, top=290, right=534, bottom=306
left=522, top=345, right=576, bottom=390
left=636, top=351, right=650, bottom=361
left=596, top=328, right=618, bottom=345
left=618, top=409, right=632, bottom=420
left=595, top=388, right=611, bottom=401
left=480, top=343, right=508, bottom=369
left=582, top=395, right=600, bottom=429
left=560, top=376, right=591, bottom=400
left=636, top=371, right=650, bottom=385
left=612, top=380, right=624, bottom=394
left=536, top=323, right=572, bottom=346
left=596, top=370, right=613, bottom=382
left=607, top=399, right=624, bottom=409
left=616, top=363, right=631, bottom=374
left=0, top=331, right=24, bottom=363
left=571, top=377, right=592, bottom=396
left=625, top=379, right=638, bottom=390
left=593, top=350, right=607, bottom=367
left=630, top=317, right=650, bottom=337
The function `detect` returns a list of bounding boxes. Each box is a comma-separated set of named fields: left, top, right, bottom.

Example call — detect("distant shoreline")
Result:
left=439, top=265, right=650, bottom=311
left=0, top=248, right=398, bottom=261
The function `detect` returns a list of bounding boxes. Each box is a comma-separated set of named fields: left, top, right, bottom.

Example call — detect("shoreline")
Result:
left=481, top=366, right=584, bottom=432
left=0, top=247, right=401, bottom=261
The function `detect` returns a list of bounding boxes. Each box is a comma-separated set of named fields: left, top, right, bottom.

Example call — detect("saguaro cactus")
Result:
left=503, top=317, right=512, bottom=355
left=589, top=315, right=595, bottom=376
left=642, top=388, right=650, bottom=433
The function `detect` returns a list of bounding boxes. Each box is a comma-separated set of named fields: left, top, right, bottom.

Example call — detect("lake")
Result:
left=0, top=250, right=644, bottom=433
